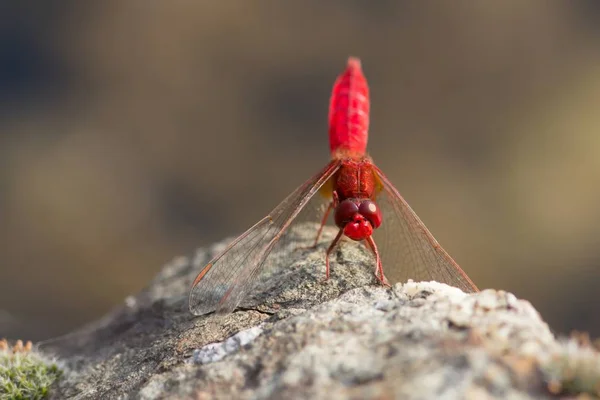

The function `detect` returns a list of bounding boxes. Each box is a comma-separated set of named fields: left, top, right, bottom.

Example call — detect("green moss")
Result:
left=0, top=347, right=62, bottom=400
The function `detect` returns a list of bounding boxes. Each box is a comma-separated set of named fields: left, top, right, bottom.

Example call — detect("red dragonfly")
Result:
left=189, top=57, right=478, bottom=315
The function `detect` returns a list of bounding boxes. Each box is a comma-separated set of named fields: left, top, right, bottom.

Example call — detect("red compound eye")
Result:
left=334, top=199, right=359, bottom=228
left=359, top=200, right=382, bottom=229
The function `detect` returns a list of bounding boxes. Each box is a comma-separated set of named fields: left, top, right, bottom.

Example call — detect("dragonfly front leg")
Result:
left=297, top=191, right=339, bottom=253
left=311, top=201, right=333, bottom=247
left=365, top=236, right=390, bottom=286
left=311, top=190, right=339, bottom=246
left=324, top=228, right=344, bottom=281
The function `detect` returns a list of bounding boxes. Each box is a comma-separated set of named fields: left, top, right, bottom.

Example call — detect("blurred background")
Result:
left=1, top=2, right=600, bottom=342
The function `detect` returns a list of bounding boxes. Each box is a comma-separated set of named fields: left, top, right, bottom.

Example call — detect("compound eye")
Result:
left=334, top=199, right=359, bottom=228
left=359, top=200, right=382, bottom=229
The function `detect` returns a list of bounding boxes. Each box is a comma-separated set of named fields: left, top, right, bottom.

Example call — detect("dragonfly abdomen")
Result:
left=328, top=57, right=370, bottom=158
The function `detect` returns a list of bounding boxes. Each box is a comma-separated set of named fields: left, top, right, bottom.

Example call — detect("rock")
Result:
left=40, top=224, right=600, bottom=399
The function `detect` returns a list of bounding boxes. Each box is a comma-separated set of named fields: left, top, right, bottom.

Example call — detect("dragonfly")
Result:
left=189, top=57, right=479, bottom=316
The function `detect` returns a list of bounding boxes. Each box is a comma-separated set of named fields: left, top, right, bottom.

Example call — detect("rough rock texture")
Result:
left=40, top=225, right=600, bottom=399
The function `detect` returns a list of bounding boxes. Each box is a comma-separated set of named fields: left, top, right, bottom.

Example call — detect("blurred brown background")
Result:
left=1, top=2, right=600, bottom=342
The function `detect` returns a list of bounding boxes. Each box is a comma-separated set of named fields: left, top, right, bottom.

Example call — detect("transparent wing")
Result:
left=189, top=160, right=342, bottom=315
left=372, top=165, right=479, bottom=292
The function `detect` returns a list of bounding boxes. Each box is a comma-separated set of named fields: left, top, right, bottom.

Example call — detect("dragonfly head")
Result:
left=334, top=198, right=382, bottom=241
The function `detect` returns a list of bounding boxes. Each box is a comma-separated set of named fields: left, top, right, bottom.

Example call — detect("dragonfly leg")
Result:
left=311, top=201, right=334, bottom=246
left=312, top=190, right=340, bottom=246
left=324, top=228, right=344, bottom=281
left=297, top=191, right=339, bottom=252
left=365, top=236, right=390, bottom=286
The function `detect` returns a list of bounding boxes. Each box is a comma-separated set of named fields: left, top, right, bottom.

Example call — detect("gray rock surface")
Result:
left=40, top=224, right=600, bottom=399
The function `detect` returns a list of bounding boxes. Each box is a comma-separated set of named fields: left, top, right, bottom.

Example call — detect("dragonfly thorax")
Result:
left=334, top=159, right=377, bottom=199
